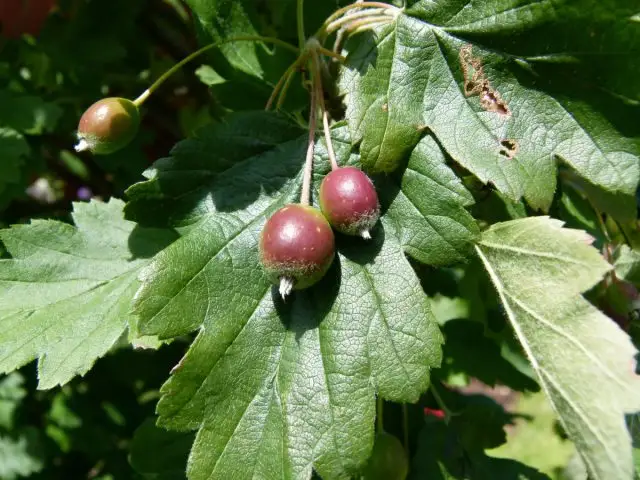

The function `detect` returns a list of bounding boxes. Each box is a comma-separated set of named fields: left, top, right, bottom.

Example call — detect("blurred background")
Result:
left=0, top=0, right=212, bottom=229
left=0, top=2, right=202, bottom=478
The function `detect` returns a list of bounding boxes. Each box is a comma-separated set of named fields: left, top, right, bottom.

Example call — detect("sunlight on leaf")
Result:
left=476, top=217, right=640, bottom=480
left=340, top=8, right=640, bottom=219
left=127, top=113, right=445, bottom=479
left=0, top=199, right=176, bottom=389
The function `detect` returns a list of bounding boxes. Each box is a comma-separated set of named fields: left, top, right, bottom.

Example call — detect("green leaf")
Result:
left=489, top=392, right=577, bottom=477
left=195, top=65, right=226, bottom=86
left=339, top=10, right=640, bottom=219
left=0, top=128, right=29, bottom=197
left=476, top=217, right=640, bottom=480
left=411, top=391, right=550, bottom=479
left=130, top=418, right=193, bottom=480
left=615, top=245, right=640, bottom=288
left=184, top=0, right=302, bottom=111
left=186, top=0, right=266, bottom=78
left=0, top=429, right=44, bottom=480
left=0, top=199, right=176, bottom=389
left=380, top=134, right=480, bottom=266
left=126, top=112, right=444, bottom=479
left=0, top=373, right=26, bottom=430
left=438, top=319, right=539, bottom=392
left=556, top=181, right=602, bottom=245
left=0, top=90, right=63, bottom=135
left=408, top=0, right=640, bottom=102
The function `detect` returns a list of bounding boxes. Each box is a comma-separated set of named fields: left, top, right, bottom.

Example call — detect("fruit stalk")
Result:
left=338, top=16, right=395, bottom=36
left=297, top=0, right=306, bottom=50
left=319, top=2, right=397, bottom=36
left=266, top=58, right=303, bottom=110
left=300, top=63, right=318, bottom=206
left=132, top=35, right=299, bottom=107
left=311, top=52, right=339, bottom=171
left=325, top=8, right=392, bottom=35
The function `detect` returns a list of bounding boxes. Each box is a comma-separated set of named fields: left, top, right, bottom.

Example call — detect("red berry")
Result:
left=319, top=166, right=380, bottom=239
left=259, top=204, right=335, bottom=298
left=75, top=97, right=140, bottom=155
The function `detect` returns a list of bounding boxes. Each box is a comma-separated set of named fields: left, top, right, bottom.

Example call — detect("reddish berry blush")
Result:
left=319, top=166, right=380, bottom=238
left=76, top=97, right=140, bottom=155
left=259, top=204, right=335, bottom=297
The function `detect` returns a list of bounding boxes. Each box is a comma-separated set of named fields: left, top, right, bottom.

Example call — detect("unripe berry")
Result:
left=75, top=97, right=140, bottom=155
left=319, top=166, right=380, bottom=239
left=259, top=204, right=335, bottom=298
left=362, top=432, right=408, bottom=480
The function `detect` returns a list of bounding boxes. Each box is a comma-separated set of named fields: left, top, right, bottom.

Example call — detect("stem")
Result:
left=266, top=58, right=303, bottom=110
left=315, top=45, right=347, bottom=63
left=430, top=384, right=452, bottom=425
left=276, top=68, right=297, bottom=110
left=333, top=28, right=348, bottom=57
left=587, top=199, right=611, bottom=242
left=322, top=2, right=396, bottom=33
left=300, top=63, right=318, bottom=206
left=338, top=16, right=395, bottom=36
left=376, top=396, right=384, bottom=433
left=311, top=52, right=339, bottom=171
left=325, top=8, right=387, bottom=34
left=297, top=0, right=306, bottom=50
left=132, top=35, right=299, bottom=107
left=402, top=404, right=409, bottom=454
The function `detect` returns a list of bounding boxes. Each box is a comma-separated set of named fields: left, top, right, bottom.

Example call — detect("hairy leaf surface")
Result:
left=126, top=112, right=458, bottom=479
left=476, top=217, right=640, bottom=480
left=615, top=245, right=640, bottom=288
left=0, top=199, right=175, bottom=389
left=340, top=6, right=640, bottom=220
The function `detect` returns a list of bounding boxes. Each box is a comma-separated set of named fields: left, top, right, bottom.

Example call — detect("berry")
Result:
left=362, top=432, right=408, bottom=480
left=319, top=166, right=380, bottom=239
left=259, top=204, right=335, bottom=298
left=75, top=97, right=140, bottom=155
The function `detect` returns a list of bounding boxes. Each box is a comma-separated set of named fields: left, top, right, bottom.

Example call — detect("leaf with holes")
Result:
left=339, top=3, right=640, bottom=220
left=476, top=217, right=640, bottom=480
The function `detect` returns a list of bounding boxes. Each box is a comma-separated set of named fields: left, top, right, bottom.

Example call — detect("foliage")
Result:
left=0, top=1, right=639, bottom=479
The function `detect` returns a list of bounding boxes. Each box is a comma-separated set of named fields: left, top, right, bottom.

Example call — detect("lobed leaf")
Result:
left=0, top=199, right=176, bottom=389
left=339, top=7, right=640, bottom=220
left=408, top=0, right=640, bottom=102
left=0, top=128, right=29, bottom=198
left=126, top=112, right=456, bottom=479
left=0, top=430, right=43, bottom=480
left=476, top=217, right=640, bottom=480
left=615, top=245, right=640, bottom=288
left=380, top=134, right=479, bottom=265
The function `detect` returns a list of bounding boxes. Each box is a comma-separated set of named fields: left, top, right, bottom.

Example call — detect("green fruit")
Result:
left=75, top=97, right=140, bottom=155
left=319, top=166, right=380, bottom=239
left=362, top=432, right=409, bottom=480
left=259, top=204, right=335, bottom=298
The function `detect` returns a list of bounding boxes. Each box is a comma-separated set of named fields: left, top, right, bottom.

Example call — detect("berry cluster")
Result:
left=72, top=4, right=399, bottom=299
left=260, top=165, right=380, bottom=298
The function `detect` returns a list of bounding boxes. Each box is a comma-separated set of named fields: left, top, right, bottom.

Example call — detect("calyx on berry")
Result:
left=75, top=97, right=140, bottom=155
left=259, top=203, right=335, bottom=298
left=319, top=166, right=380, bottom=239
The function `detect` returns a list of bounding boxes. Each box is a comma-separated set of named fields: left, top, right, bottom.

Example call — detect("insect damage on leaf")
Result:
left=499, top=139, right=519, bottom=160
left=459, top=44, right=511, bottom=117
